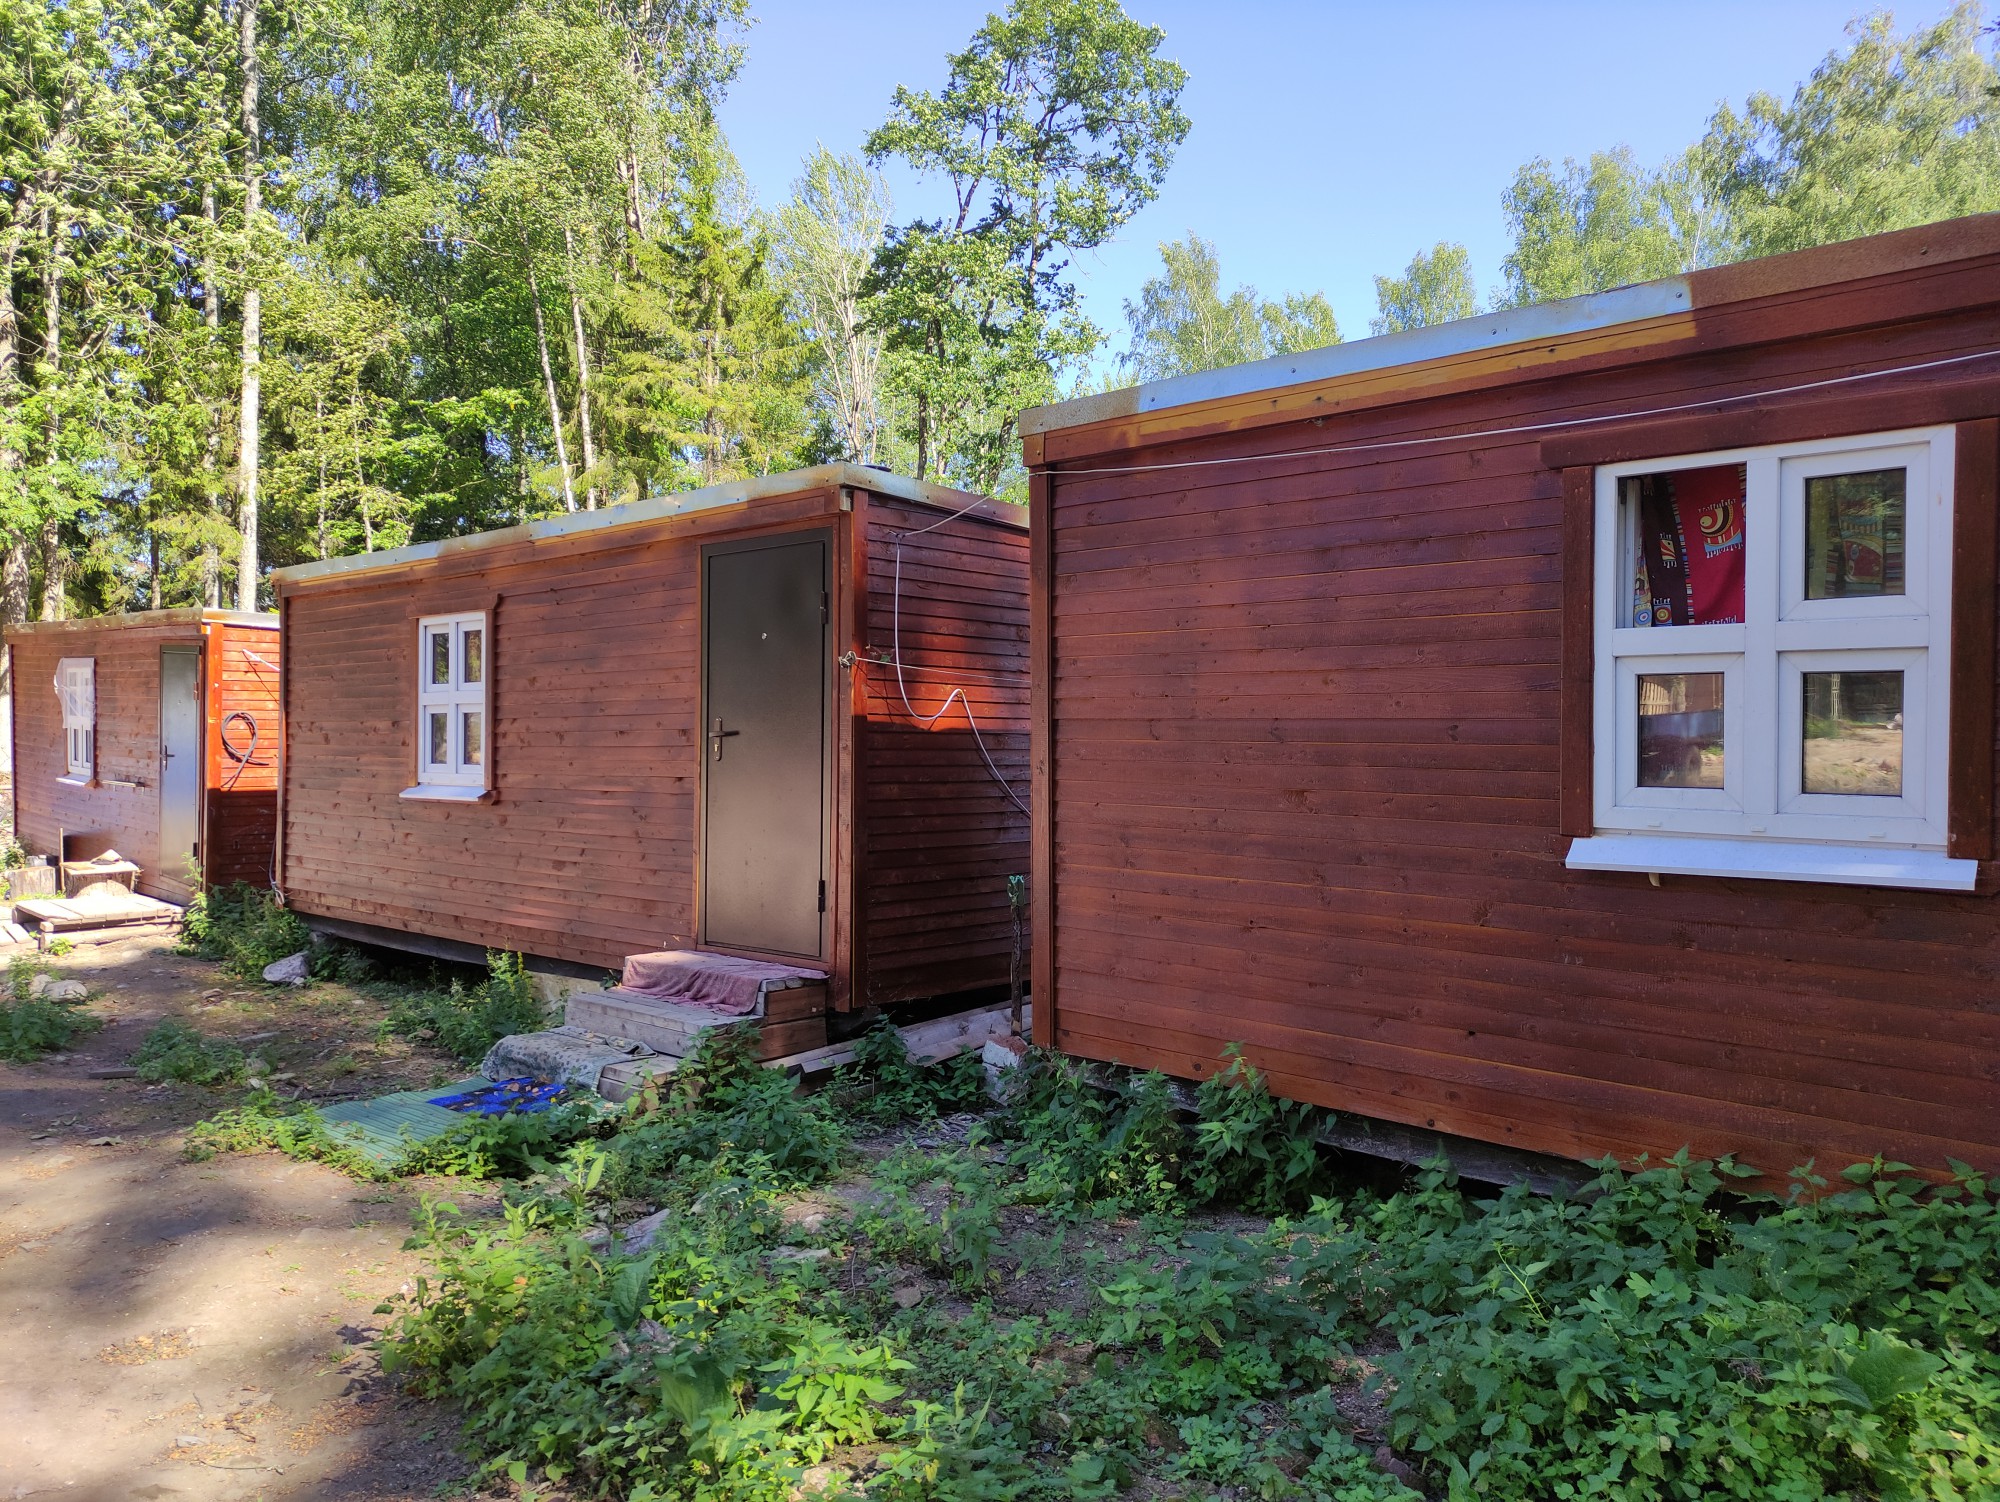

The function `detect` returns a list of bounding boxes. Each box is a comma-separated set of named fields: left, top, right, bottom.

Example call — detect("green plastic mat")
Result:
left=317, top=1078, right=488, bottom=1168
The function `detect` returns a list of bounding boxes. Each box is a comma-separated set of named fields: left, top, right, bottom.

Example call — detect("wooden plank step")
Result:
left=564, top=988, right=827, bottom=1061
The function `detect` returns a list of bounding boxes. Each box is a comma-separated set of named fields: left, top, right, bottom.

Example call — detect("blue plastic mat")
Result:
left=428, top=1076, right=566, bottom=1115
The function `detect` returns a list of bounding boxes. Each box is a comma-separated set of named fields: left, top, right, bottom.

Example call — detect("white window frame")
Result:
left=1567, top=425, right=1972, bottom=891
left=405, top=612, right=488, bottom=799
left=56, top=657, right=94, bottom=782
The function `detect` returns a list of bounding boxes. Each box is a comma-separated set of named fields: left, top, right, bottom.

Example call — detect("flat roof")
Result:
left=1021, top=213, right=2000, bottom=442
left=4, top=607, right=276, bottom=637
left=271, top=462, right=1020, bottom=589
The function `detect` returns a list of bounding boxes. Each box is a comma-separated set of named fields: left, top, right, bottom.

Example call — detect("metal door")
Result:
left=159, top=647, right=203, bottom=884
left=699, top=532, right=829, bottom=957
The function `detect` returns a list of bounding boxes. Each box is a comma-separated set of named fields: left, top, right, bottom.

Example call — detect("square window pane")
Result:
left=1803, top=671, right=1902, bottom=796
left=1622, top=464, right=1747, bottom=627
left=427, top=710, right=449, bottom=766
left=429, top=629, right=451, bottom=685
left=1637, top=672, right=1725, bottom=788
left=461, top=710, right=483, bottom=768
left=1805, top=468, right=1905, bottom=599
left=461, top=627, right=483, bottom=685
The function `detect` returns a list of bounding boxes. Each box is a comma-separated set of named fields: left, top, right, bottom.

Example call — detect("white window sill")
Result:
left=399, top=784, right=490, bottom=803
left=1566, top=834, right=1976, bottom=892
left=57, top=774, right=92, bottom=788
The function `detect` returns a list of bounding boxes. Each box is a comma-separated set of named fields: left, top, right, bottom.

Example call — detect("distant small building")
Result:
left=1021, top=215, right=2000, bottom=1176
left=271, top=464, right=1029, bottom=1019
left=6, top=609, right=282, bottom=902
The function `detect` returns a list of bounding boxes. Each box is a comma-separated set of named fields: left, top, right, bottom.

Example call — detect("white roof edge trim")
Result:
left=271, top=462, right=1019, bottom=588
left=1021, top=277, right=1695, bottom=438
left=4, top=607, right=278, bottom=635
left=1565, top=833, right=1976, bottom=892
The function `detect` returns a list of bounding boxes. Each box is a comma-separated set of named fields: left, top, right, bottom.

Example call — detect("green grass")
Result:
left=375, top=951, right=551, bottom=1065
left=132, top=1020, right=247, bottom=1086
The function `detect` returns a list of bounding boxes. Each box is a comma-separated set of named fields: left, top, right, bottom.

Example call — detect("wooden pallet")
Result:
left=15, top=891, right=182, bottom=949
left=565, top=986, right=828, bottom=1061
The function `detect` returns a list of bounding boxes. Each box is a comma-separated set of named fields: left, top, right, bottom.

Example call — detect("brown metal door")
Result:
left=699, top=532, right=829, bottom=957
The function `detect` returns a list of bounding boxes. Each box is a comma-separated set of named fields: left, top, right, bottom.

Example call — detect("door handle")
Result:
left=708, top=718, right=741, bottom=761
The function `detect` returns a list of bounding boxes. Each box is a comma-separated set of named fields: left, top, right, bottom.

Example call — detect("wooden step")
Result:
left=564, top=988, right=827, bottom=1061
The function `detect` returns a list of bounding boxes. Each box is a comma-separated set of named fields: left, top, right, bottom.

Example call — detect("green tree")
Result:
left=1120, top=233, right=1339, bottom=381
left=1371, top=241, right=1479, bottom=334
left=1499, top=147, right=1717, bottom=306
left=1706, top=5, right=2000, bottom=257
left=771, top=147, right=895, bottom=465
left=865, top=0, right=1190, bottom=489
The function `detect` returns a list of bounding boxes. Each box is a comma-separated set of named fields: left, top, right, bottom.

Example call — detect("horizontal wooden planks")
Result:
left=1038, top=279, right=2000, bottom=1175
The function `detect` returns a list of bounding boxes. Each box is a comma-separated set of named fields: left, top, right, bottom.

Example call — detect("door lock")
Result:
left=708, top=718, right=741, bottom=761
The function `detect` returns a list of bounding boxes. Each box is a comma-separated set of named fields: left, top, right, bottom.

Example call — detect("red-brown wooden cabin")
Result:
left=1021, top=214, right=2000, bottom=1178
left=270, top=464, right=1029, bottom=1019
left=6, top=609, right=282, bottom=903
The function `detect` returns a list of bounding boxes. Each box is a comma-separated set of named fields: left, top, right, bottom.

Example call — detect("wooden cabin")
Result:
left=271, top=464, right=1029, bottom=1031
left=6, top=609, right=282, bottom=903
left=1021, top=215, right=2000, bottom=1177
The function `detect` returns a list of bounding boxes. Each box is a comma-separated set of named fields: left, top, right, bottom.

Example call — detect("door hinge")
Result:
left=817, top=879, right=827, bottom=913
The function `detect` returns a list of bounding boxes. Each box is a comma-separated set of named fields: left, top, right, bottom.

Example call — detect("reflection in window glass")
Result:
left=1803, top=671, right=1902, bottom=796
left=428, top=711, right=448, bottom=765
left=1623, top=464, right=1747, bottom=627
left=1805, top=468, right=1905, bottom=599
left=462, top=628, right=483, bottom=684
left=1638, top=672, right=1725, bottom=788
left=430, top=630, right=451, bottom=685
left=462, top=711, right=484, bottom=768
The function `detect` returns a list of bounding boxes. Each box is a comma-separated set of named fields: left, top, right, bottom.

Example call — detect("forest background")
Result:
left=1, top=0, right=1997, bottom=641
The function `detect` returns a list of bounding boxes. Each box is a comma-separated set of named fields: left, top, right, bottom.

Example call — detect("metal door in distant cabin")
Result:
left=699, top=532, right=830, bottom=958
left=159, top=646, right=203, bottom=886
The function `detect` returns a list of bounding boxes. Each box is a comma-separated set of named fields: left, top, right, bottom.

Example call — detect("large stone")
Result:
left=35, top=977, right=87, bottom=1002
left=262, top=952, right=310, bottom=986
left=617, top=1207, right=673, bottom=1255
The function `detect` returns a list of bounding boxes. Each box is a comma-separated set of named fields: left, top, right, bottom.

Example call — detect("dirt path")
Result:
left=0, top=935, right=473, bottom=1501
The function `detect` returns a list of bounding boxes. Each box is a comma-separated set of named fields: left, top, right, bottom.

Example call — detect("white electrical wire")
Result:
left=1042, top=347, right=2000, bottom=477
left=887, top=527, right=1032, bottom=818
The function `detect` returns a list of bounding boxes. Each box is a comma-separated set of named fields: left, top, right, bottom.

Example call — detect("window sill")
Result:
left=1566, top=834, right=1975, bottom=892
left=57, top=775, right=93, bottom=788
left=399, top=784, right=491, bottom=803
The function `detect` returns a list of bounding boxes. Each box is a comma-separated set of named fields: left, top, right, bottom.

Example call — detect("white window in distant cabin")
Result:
left=55, top=657, right=95, bottom=780
left=1569, top=426, right=1964, bottom=890
left=415, top=613, right=487, bottom=790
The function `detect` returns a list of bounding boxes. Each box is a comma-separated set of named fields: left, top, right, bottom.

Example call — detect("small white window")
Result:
left=411, top=613, right=487, bottom=793
left=55, top=657, right=94, bottom=780
left=1569, top=426, right=1971, bottom=891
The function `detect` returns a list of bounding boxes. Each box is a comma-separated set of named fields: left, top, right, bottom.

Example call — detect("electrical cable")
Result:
left=887, top=526, right=1032, bottom=818
left=219, top=709, right=261, bottom=790
left=1040, top=347, right=2000, bottom=477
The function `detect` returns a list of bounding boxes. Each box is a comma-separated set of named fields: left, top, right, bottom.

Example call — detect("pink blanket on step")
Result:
left=619, top=950, right=828, bottom=1016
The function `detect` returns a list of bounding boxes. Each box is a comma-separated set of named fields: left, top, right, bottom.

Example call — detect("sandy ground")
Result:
left=0, top=933, right=476, bottom=1501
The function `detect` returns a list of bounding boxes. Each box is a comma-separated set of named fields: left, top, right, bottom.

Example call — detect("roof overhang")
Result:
left=271, top=463, right=1019, bottom=591
left=3, top=607, right=276, bottom=639
left=1022, top=213, right=2000, bottom=464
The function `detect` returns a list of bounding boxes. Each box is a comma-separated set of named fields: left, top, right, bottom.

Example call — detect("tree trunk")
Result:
left=201, top=183, right=223, bottom=607
left=37, top=199, right=63, bottom=621
left=235, top=0, right=262, bottom=612
left=526, top=259, right=575, bottom=511
left=563, top=227, right=599, bottom=510
left=0, top=182, right=29, bottom=659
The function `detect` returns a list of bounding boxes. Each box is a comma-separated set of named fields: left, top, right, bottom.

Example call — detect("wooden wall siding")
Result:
left=281, top=484, right=1032, bottom=1008
left=204, top=621, right=283, bottom=890
left=280, top=518, right=722, bottom=972
left=9, top=620, right=197, bottom=901
left=855, top=492, right=1031, bottom=1006
left=1037, top=272, right=2000, bottom=1175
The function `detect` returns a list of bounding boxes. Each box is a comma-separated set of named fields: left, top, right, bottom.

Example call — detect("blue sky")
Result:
left=718, top=1, right=1959, bottom=367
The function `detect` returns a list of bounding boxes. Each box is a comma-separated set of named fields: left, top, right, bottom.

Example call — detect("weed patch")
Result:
left=179, top=882, right=311, bottom=979
left=186, top=1089, right=384, bottom=1178
left=370, top=1044, right=2000, bottom=1501
left=133, top=1020, right=246, bottom=1086
left=376, top=951, right=548, bottom=1065
left=0, top=959, right=99, bottom=1062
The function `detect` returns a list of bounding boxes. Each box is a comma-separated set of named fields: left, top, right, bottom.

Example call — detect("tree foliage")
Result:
left=1120, top=232, right=1340, bottom=382
left=1370, top=241, right=1479, bottom=335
